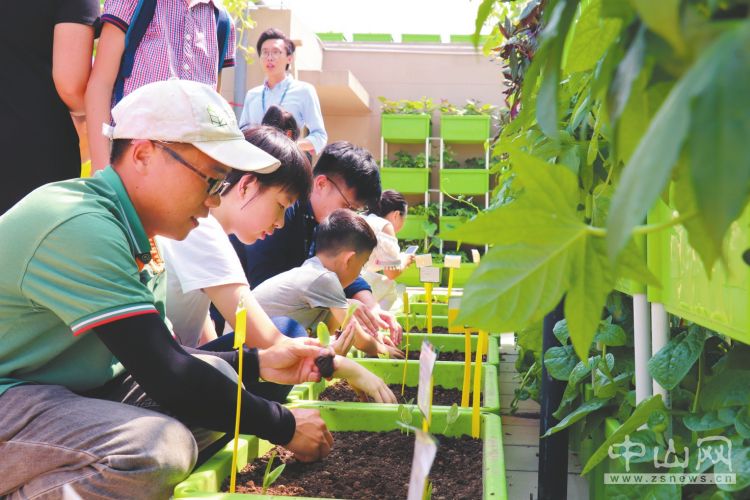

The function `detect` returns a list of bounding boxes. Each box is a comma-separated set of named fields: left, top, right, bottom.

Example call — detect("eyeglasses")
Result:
left=325, top=176, right=366, bottom=214
left=154, top=142, right=229, bottom=196
left=260, top=49, right=285, bottom=59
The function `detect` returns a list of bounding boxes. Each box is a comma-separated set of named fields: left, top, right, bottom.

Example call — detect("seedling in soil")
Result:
left=261, top=450, right=285, bottom=495
left=443, top=403, right=460, bottom=434
left=341, top=302, right=359, bottom=330
left=397, top=401, right=415, bottom=435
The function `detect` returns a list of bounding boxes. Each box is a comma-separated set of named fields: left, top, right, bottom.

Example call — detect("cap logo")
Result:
left=206, top=104, right=229, bottom=128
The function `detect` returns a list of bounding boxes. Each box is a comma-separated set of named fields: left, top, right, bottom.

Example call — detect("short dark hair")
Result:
left=315, top=209, right=377, bottom=256
left=110, top=138, right=130, bottom=165
left=223, top=125, right=312, bottom=201
left=256, top=28, right=295, bottom=71
left=262, top=105, right=300, bottom=141
left=313, top=141, right=381, bottom=209
left=369, top=189, right=407, bottom=217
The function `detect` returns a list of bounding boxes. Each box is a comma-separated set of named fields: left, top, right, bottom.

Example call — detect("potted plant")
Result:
left=440, top=149, right=490, bottom=195
left=439, top=99, right=496, bottom=144
left=379, top=96, right=433, bottom=143
left=380, top=150, right=431, bottom=194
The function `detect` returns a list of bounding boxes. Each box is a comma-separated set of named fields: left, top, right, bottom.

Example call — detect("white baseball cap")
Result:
left=105, top=79, right=280, bottom=173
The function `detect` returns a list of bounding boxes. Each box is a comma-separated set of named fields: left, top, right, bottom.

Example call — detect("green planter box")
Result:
left=441, top=263, right=478, bottom=287
left=381, top=114, right=431, bottom=143
left=401, top=33, right=441, bottom=43
left=400, top=332, right=500, bottom=366
left=408, top=302, right=448, bottom=315
left=381, top=167, right=429, bottom=193
left=316, top=32, right=346, bottom=42
left=398, top=213, right=428, bottom=239
left=173, top=405, right=507, bottom=499
left=398, top=314, right=450, bottom=329
left=439, top=215, right=467, bottom=235
left=440, top=114, right=491, bottom=144
left=647, top=190, right=750, bottom=343
left=440, top=169, right=489, bottom=195
left=301, top=358, right=500, bottom=414
left=352, top=33, right=393, bottom=42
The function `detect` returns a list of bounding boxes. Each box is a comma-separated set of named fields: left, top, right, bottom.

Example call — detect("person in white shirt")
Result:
left=362, top=190, right=416, bottom=309
left=239, top=28, right=327, bottom=155
left=159, top=125, right=395, bottom=404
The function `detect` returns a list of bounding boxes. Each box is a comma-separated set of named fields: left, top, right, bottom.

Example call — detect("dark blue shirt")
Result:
left=231, top=200, right=372, bottom=297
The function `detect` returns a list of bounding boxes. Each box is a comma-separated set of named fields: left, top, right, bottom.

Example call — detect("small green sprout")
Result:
left=342, top=302, right=359, bottom=329
left=316, top=322, right=330, bottom=347
left=261, top=450, right=285, bottom=494
left=443, top=403, right=460, bottom=434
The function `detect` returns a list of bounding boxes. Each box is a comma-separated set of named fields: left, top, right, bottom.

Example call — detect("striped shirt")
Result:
left=102, top=0, right=236, bottom=102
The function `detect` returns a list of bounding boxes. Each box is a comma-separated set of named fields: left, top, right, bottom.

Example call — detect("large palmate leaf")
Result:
left=564, top=0, right=622, bottom=75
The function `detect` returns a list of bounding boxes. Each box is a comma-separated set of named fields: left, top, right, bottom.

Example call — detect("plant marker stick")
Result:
left=471, top=330, right=486, bottom=438
left=230, top=299, right=248, bottom=493
left=461, top=326, right=472, bottom=407
left=425, top=282, right=433, bottom=334
left=401, top=291, right=411, bottom=395
left=403, top=290, right=410, bottom=333
left=447, top=267, right=455, bottom=298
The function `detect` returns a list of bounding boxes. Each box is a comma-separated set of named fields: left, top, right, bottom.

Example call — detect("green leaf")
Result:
left=342, top=302, right=359, bottom=329
left=552, top=319, right=570, bottom=345
left=264, top=464, right=285, bottom=489
left=594, top=321, right=626, bottom=347
left=554, top=353, right=612, bottom=419
left=683, top=411, right=733, bottom=432
left=316, top=322, right=330, bottom=347
left=647, top=327, right=707, bottom=390
left=615, top=237, right=660, bottom=288
left=473, top=0, right=495, bottom=46
left=688, top=28, right=750, bottom=272
left=700, top=369, right=750, bottom=411
left=716, top=445, right=750, bottom=492
left=632, top=0, right=685, bottom=54
left=565, top=236, right=614, bottom=360
left=542, top=397, right=609, bottom=437
left=606, top=24, right=748, bottom=261
left=544, top=345, right=578, bottom=381
left=736, top=407, right=750, bottom=439
left=582, top=395, right=666, bottom=474
left=608, top=25, right=646, bottom=122
left=564, top=0, right=622, bottom=74
left=444, top=403, right=460, bottom=433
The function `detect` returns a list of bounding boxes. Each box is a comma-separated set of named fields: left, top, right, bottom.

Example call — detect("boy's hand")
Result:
left=257, top=343, right=325, bottom=384
left=347, top=298, right=387, bottom=336
left=334, top=357, right=397, bottom=403
left=378, top=310, right=403, bottom=345
left=332, top=319, right=356, bottom=356
left=377, top=341, right=405, bottom=360
left=285, top=408, right=333, bottom=462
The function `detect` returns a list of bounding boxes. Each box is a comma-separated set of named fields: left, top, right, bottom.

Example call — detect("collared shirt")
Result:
left=231, top=200, right=372, bottom=297
left=102, top=0, right=236, bottom=102
left=239, top=74, right=328, bottom=154
left=0, top=167, right=165, bottom=396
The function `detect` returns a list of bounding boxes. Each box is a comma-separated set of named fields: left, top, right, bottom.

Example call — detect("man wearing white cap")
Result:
left=0, top=80, right=332, bottom=499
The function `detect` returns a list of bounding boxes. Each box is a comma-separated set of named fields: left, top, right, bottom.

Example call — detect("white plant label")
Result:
left=443, top=254, right=462, bottom=268
left=406, top=429, right=438, bottom=500
left=417, top=341, right=437, bottom=418
left=471, top=249, right=481, bottom=263
left=415, top=253, right=433, bottom=268
left=448, top=296, right=462, bottom=311
left=419, top=266, right=440, bottom=284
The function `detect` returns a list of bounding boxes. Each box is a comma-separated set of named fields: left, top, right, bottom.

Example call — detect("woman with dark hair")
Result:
left=158, top=126, right=388, bottom=403
left=261, top=105, right=300, bottom=141
left=362, top=189, right=416, bottom=308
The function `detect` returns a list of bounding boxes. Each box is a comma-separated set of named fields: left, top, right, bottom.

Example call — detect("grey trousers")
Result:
left=0, top=354, right=237, bottom=500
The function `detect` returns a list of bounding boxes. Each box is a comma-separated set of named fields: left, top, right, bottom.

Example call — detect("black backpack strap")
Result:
left=215, top=6, right=231, bottom=72
left=113, top=0, right=156, bottom=105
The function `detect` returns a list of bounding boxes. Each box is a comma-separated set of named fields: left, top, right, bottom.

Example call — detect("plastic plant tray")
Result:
left=173, top=405, right=507, bottom=499
left=400, top=332, right=500, bottom=366
left=439, top=169, right=490, bottom=195
left=408, top=302, right=449, bottom=315
left=380, top=167, right=429, bottom=193
left=440, top=114, right=491, bottom=144
left=401, top=33, right=442, bottom=43
left=398, top=213, right=429, bottom=239
left=381, top=114, right=431, bottom=143
left=352, top=33, right=393, bottom=42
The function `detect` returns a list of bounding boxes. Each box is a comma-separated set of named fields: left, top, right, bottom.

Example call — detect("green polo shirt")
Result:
left=0, top=167, right=166, bottom=396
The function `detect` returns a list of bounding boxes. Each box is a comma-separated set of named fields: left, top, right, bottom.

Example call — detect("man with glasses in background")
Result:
left=239, top=28, right=328, bottom=157
left=230, top=141, right=405, bottom=345
left=0, top=80, right=334, bottom=499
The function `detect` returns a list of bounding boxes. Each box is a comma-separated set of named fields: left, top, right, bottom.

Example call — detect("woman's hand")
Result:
left=333, top=357, right=397, bottom=403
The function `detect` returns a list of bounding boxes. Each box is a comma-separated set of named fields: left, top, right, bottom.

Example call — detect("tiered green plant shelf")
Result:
left=380, top=167, right=429, bottom=193
left=173, top=405, right=507, bottom=499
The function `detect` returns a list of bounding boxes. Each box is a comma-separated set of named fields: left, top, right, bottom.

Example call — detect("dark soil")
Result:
left=226, top=430, right=482, bottom=499
left=405, top=349, right=486, bottom=362
left=409, top=326, right=449, bottom=334
left=319, top=380, right=482, bottom=406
